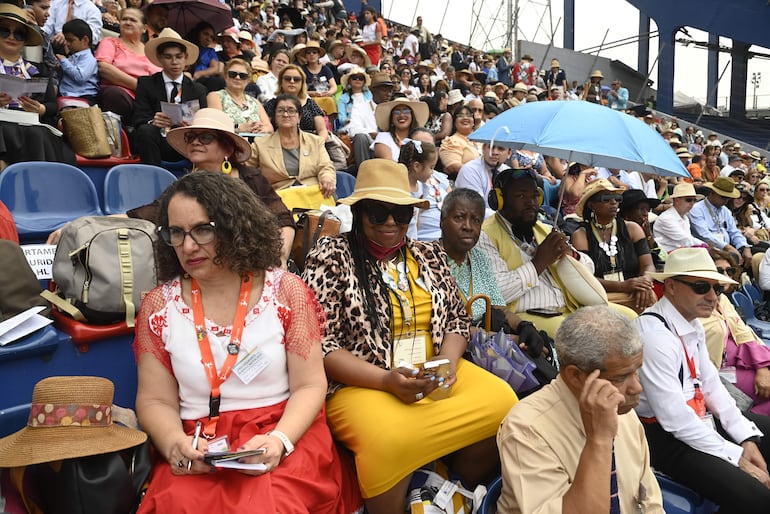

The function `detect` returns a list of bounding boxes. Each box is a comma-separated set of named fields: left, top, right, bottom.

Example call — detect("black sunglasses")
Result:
left=349, top=74, right=365, bottom=81
left=283, top=75, right=303, bottom=83
left=594, top=194, right=623, bottom=203
left=183, top=131, right=218, bottom=145
left=671, top=277, right=724, bottom=295
left=364, top=202, right=414, bottom=225
left=716, top=266, right=738, bottom=276
left=682, top=198, right=697, bottom=203
left=227, top=70, right=250, bottom=80
left=0, top=26, right=27, bottom=42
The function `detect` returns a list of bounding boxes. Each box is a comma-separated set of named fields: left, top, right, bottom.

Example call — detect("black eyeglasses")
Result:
left=364, top=202, right=414, bottom=225
left=158, top=222, right=217, bottom=247
left=276, top=107, right=298, bottom=116
left=716, top=266, right=738, bottom=276
left=350, top=75, right=365, bottom=81
left=227, top=70, right=250, bottom=80
left=594, top=194, right=623, bottom=203
left=758, top=188, right=770, bottom=193
left=183, top=131, right=218, bottom=145
left=671, top=277, right=724, bottom=295
left=283, top=75, right=303, bottom=83
left=0, top=26, right=27, bottom=42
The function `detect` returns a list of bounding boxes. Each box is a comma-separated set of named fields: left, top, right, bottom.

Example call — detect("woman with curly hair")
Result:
left=133, top=171, right=360, bottom=513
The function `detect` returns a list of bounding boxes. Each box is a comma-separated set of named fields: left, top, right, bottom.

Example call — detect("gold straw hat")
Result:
left=0, top=376, right=147, bottom=467
left=339, top=159, right=429, bottom=208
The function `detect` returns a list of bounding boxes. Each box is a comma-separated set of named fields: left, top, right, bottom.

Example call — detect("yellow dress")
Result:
left=326, top=252, right=517, bottom=498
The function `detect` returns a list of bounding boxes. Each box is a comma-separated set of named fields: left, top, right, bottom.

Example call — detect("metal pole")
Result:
left=582, top=29, right=609, bottom=84
left=513, top=0, right=519, bottom=61
left=696, top=60, right=730, bottom=125
left=635, top=42, right=665, bottom=105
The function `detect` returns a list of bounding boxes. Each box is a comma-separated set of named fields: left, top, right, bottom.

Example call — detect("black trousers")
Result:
left=644, top=412, right=770, bottom=514
left=133, top=124, right=185, bottom=166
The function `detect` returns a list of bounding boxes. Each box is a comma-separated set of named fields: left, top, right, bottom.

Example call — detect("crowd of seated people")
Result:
left=8, top=0, right=770, bottom=512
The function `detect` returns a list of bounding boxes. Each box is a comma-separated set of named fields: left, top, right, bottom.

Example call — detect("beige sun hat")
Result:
left=670, top=182, right=704, bottom=200
left=145, top=27, right=199, bottom=67
left=512, top=82, right=529, bottom=93
left=648, top=247, right=737, bottom=284
left=293, top=39, right=326, bottom=59
left=675, top=147, right=693, bottom=159
left=704, top=176, right=741, bottom=199
left=340, top=66, right=371, bottom=89
left=339, top=159, right=429, bottom=208
left=0, top=377, right=147, bottom=467
left=166, top=108, right=252, bottom=164
left=447, top=89, right=465, bottom=105
left=590, top=69, right=604, bottom=79
left=550, top=58, right=560, bottom=68
left=0, top=4, right=42, bottom=46
left=374, top=100, right=429, bottom=131
left=750, top=150, right=762, bottom=161
left=575, top=178, right=624, bottom=218
left=345, top=45, right=372, bottom=67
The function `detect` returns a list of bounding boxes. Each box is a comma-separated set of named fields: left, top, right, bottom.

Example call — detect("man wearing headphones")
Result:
left=476, top=168, right=598, bottom=335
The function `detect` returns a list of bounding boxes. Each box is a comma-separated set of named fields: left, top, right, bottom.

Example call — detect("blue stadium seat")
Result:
left=656, top=472, right=718, bottom=514
left=336, top=170, right=357, bottom=199
left=161, top=159, right=192, bottom=179
left=478, top=475, right=502, bottom=514
left=731, top=291, right=770, bottom=338
left=0, top=162, right=103, bottom=243
left=103, top=164, right=177, bottom=215
left=743, top=282, right=763, bottom=304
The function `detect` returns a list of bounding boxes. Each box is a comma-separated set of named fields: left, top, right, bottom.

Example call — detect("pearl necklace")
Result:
left=592, top=219, right=618, bottom=257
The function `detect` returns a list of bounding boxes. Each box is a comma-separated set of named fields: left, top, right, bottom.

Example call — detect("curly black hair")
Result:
left=155, top=171, right=282, bottom=281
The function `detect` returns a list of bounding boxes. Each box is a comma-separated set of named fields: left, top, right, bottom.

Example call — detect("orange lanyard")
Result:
left=191, top=272, right=252, bottom=437
left=680, top=336, right=706, bottom=418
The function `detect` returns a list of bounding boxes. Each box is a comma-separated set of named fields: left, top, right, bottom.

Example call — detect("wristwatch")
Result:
left=743, top=435, right=762, bottom=446
left=267, top=430, right=294, bottom=457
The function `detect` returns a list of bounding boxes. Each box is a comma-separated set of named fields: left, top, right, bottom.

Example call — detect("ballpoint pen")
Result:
left=189, top=421, right=202, bottom=472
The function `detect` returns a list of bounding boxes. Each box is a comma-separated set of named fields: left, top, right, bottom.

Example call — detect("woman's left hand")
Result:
left=236, top=433, right=286, bottom=476
left=425, top=355, right=458, bottom=389
left=319, top=177, right=335, bottom=198
left=18, top=96, right=44, bottom=116
left=755, top=367, right=770, bottom=398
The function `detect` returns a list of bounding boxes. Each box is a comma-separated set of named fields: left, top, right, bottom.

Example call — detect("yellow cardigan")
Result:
left=247, top=130, right=336, bottom=191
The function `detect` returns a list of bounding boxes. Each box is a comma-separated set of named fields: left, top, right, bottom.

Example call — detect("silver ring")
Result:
left=415, top=392, right=424, bottom=401
left=176, top=459, right=184, bottom=468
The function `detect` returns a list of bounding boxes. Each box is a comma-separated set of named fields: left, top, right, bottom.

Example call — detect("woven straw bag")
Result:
left=60, top=106, right=112, bottom=159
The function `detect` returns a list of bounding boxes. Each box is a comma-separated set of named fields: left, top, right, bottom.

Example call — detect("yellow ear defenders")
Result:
left=487, top=168, right=544, bottom=211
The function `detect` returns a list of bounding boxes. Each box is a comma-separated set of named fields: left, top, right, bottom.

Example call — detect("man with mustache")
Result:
left=497, top=306, right=664, bottom=513
left=636, top=247, right=770, bottom=513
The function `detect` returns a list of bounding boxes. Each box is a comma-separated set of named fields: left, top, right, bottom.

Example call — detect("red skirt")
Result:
left=363, top=44, right=381, bottom=66
left=137, top=402, right=362, bottom=514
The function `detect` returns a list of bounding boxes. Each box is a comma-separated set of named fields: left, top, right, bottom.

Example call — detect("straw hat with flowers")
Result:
left=167, top=108, right=252, bottom=164
left=0, top=376, right=147, bottom=467
left=339, top=159, right=429, bottom=209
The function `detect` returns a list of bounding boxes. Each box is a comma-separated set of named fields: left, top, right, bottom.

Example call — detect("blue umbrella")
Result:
left=469, top=100, right=690, bottom=178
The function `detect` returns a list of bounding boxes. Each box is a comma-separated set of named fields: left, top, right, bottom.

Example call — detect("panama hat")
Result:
left=590, top=69, right=604, bottom=79
left=512, top=82, right=529, bottom=93
left=0, top=377, right=147, bottom=467
left=145, top=27, right=199, bottom=67
left=294, top=39, right=326, bottom=59
left=675, top=147, right=693, bottom=159
left=374, top=100, right=429, bottom=131
left=345, top=45, right=372, bottom=67
left=456, top=69, right=474, bottom=82
left=0, top=4, right=42, bottom=46
left=670, top=182, right=704, bottom=200
left=704, top=176, right=741, bottom=199
left=167, top=108, right=252, bottom=164
left=340, top=66, right=371, bottom=89
left=447, top=89, right=465, bottom=105
left=575, top=178, right=624, bottom=218
left=750, top=150, right=762, bottom=161
left=648, top=247, right=737, bottom=284
left=339, top=159, right=429, bottom=209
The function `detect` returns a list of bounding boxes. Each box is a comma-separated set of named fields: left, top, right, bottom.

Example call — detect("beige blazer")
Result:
left=248, top=130, right=336, bottom=191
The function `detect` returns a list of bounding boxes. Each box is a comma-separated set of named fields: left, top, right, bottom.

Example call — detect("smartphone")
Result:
left=421, top=358, right=451, bottom=380
left=525, top=308, right=563, bottom=318
left=203, top=448, right=266, bottom=465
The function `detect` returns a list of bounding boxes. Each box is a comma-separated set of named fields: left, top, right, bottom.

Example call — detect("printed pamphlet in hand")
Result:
left=160, top=100, right=200, bottom=126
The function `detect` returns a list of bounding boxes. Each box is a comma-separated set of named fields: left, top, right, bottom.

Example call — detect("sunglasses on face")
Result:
left=759, top=188, right=770, bottom=193
left=671, top=277, right=724, bottom=295
left=283, top=75, right=303, bottom=83
left=158, top=221, right=217, bottom=247
left=350, top=75, right=365, bottom=81
left=681, top=197, right=697, bottom=203
left=183, top=131, right=218, bottom=145
left=304, top=49, right=319, bottom=54
left=716, top=266, right=738, bottom=276
left=364, top=202, right=414, bottom=225
left=391, top=108, right=412, bottom=117
left=227, top=70, right=250, bottom=80
left=0, top=26, right=27, bottom=42
left=594, top=194, right=623, bottom=203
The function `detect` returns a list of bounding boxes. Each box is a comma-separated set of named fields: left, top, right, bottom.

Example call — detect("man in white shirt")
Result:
left=43, top=0, right=102, bottom=49
left=636, top=248, right=770, bottom=513
left=595, top=167, right=643, bottom=190
left=455, top=144, right=511, bottom=219
left=653, top=183, right=707, bottom=252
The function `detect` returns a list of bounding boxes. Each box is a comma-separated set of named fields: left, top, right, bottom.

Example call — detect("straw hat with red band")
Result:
left=0, top=376, right=147, bottom=467
left=166, top=108, right=252, bottom=164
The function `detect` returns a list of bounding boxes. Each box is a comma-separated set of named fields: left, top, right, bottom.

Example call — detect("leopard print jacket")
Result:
left=302, top=235, right=470, bottom=393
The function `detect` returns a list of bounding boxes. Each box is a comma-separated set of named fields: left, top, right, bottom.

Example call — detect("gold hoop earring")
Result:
left=221, top=157, right=232, bottom=174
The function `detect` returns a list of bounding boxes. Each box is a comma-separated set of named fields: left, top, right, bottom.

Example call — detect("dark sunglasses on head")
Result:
left=0, top=26, right=27, bottom=42
left=364, top=202, right=414, bottom=225
left=183, top=131, right=218, bottom=145
left=672, top=277, right=724, bottom=295
left=595, top=193, right=623, bottom=204
left=716, top=266, right=738, bottom=276
left=283, top=75, right=303, bottom=83
left=227, top=70, right=250, bottom=80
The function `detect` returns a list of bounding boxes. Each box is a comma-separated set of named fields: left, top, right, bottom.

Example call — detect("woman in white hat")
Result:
left=572, top=178, right=657, bottom=313
left=302, top=159, right=517, bottom=514
left=372, top=98, right=429, bottom=161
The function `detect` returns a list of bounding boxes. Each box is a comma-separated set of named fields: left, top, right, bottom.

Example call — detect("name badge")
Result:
left=233, top=348, right=270, bottom=385
left=207, top=435, right=229, bottom=452
left=603, top=271, right=625, bottom=282
left=392, top=332, right=428, bottom=367
left=702, top=413, right=716, bottom=431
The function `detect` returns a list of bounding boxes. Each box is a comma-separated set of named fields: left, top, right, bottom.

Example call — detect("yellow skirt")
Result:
left=326, top=359, right=517, bottom=498
left=515, top=301, right=638, bottom=336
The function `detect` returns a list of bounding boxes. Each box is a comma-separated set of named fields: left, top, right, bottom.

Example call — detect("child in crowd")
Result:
left=57, top=19, right=98, bottom=104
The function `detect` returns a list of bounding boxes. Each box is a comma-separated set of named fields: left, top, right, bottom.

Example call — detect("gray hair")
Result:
left=554, top=306, right=642, bottom=371
left=440, top=188, right=485, bottom=221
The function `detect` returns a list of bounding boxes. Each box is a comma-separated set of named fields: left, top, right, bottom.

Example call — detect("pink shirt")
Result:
left=95, top=37, right=161, bottom=98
